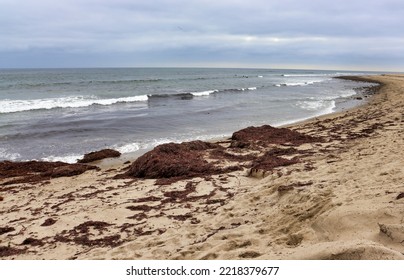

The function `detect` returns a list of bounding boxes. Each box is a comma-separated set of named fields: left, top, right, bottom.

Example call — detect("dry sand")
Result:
left=1, top=74, right=403, bottom=260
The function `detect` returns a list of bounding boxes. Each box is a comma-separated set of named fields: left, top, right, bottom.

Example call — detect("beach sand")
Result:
left=1, top=74, right=403, bottom=260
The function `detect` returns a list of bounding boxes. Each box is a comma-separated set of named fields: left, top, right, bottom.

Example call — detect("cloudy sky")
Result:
left=1, top=0, right=403, bottom=70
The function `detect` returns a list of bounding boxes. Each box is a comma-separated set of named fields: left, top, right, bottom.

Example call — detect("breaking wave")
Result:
left=1, top=86, right=258, bottom=114
left=274, top=81, right=318, bottom=87
left=0, top=95, right=149, bottom=114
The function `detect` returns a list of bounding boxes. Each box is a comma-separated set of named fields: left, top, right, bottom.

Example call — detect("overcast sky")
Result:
left=1, top=0, right=403, bottom=70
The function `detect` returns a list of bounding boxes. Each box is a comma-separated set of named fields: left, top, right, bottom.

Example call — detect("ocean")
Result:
left=0, top=68, right=379, bottom=163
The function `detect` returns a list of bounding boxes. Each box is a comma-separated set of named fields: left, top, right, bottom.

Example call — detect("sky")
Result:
left=1, top=0, right=404, bottom=71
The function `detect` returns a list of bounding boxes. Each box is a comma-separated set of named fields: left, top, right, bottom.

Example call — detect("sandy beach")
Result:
left=1, top=74, right=403, bottom=260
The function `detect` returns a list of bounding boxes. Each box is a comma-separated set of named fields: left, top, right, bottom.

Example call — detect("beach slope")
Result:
left=1, top=74, right=403, bottom=260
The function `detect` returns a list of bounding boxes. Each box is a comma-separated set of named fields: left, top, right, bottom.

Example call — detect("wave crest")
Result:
left=0, top=95, right=149, bottom=113
left=0, top=86, right=259, bottom=114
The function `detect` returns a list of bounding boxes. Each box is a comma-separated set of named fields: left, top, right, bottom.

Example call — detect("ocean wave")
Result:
left=148, top=87, right=257, bottom=100
left=294, top=89, right=356, bottom=112
left=190, top=90, right=218, bottom=96
left=308, top=89, right=357, bottom=101
left=296, top=100, right=336, bottom=115
left=337, top=89, right=358, bottom=98
left=97, top=78, right=162, bottom=84
left=0, top=86, right=259, bottom=114
left=0, top=95, right=149, bottom=113
left=147, top=93, right=194, bottom=100
left=115, top=143, right=140, bottom=154
left=41, top=154, right=83, bottom=164
left=282, top=74, right=324, bottom=77
left=192, top=87, right=256, bottom=95
left=149, top=90, right=219, bottom=99
left=281, top=72, right=367, bottom=78
left=281, top=73, right=333, bottom=77
left=219, top=87, right=257, bottom=92
left=274, top=81, right=317, bottom=87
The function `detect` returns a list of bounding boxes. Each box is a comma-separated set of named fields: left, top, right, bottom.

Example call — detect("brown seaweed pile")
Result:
left=78, top=149, right=121, bottom=163
left=0, top=246, right=26, bottom=258
left=0, top=125, right=320, bottom=187
left=54, top=221, right=122, bottom=247
left=120, top=125, right=320, bottom=183
left=0, top=161, right=67, bottom=179
left=251, top=152, right=300, bottom=172
left=231, top=125, right=320, bottom=146
left=0, top=161, right=99, bottom=185
left=121, top=141, right=240, bottom=183
left=0, top=226, right=15, bottom=235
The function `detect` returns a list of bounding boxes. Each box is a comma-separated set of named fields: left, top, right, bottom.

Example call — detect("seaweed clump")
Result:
left=0, top=161, right=99, bottom=185
left=251, top=152, right=299, bottom=172
left=54, top=221, right=122, bottom=247
left=78, top=149, right=121, bottom=163
left=0, top=246, right=26, bottom=258
left=121, top=141, right=239, bottom=183
left=231, top=125, right=320, bottom=146
left=0, top=226, right=15, bottom=235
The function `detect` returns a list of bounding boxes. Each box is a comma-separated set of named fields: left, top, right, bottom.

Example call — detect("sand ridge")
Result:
left=1, top=74, right=403, bottom=260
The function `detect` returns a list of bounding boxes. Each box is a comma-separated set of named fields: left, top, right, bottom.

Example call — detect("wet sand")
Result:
left=1, top=74, right=403, bottom=260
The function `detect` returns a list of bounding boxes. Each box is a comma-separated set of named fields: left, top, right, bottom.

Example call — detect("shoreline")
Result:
left=72, top=75, right=384, bottom=169
left=88, top=75, right=383, bottom=170
left=281, top=75, right=382, bottom=128
left=1, top=74, right=403, bottom=260
left=0, top=72, right=377, bottom=165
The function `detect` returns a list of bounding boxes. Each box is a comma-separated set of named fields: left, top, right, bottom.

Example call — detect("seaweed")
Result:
left=0, top=226, right=15, bottom=235
left=120, top=141, right=240, bottom=184
left=231, top=125, right=321, bottom=146
left=0, top=160, right=99, bottom=185
left=0, top=246, right=26, bottom=258
left=41, top=218, right=57, bottom=227
left=78, top=149, right=121, bottom=163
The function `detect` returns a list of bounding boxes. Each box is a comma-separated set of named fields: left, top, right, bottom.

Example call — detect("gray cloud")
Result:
left=1, top=0, right=403, bottom=70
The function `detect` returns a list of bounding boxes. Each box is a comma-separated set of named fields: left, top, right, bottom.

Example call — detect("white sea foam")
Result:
left=238, top=87, right=257, bottom=91
left=42, top=144, right=142, bottom=163
left=296, top=88, right=356, bottom=114
left=281, top=72, right=366, bottom=82
left=0, top=148, right=21, bottom=161
left=111, top=133, right=230, bottom=159
left=145, top=138, right=174, bottom=148
left=41, top=154, right=82, bottom=164
left=275, top=79, right=330, bottom=87
left=309, top=89, right=357, bottom=102
left=275, top=82, right=309, bottom=87
left=297, top=100, right=336, bottom=113
left=191, top=90, right=218, bottom=96
left=0, top=95, right=149, bottom=113
left=116, top=143, right=140, bottom=153
left=190, top=87, right=255, bottom=96
left=282, top=73, right=348, bottom=77
left=258, top=75, right=263, bottom=78
left=338, top=89, right=357, bottom=98
left=275, top=99, right=336, bottom=127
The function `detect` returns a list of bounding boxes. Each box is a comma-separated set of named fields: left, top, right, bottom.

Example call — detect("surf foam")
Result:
left=0, top=95, right=149, bottom=113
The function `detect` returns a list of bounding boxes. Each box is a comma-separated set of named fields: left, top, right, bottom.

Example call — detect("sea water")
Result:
left=0, top=68, right=379, bottom=162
